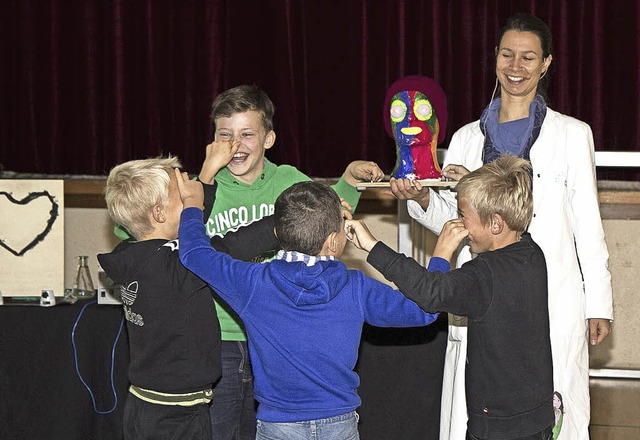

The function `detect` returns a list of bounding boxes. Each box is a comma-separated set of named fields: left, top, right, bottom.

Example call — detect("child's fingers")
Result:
left=442, top=164, right=470, bottom=181
left=373, top=165, right=385, bottom=181
left=448, top=222, right=469, bottom=241
left=446, top=219, right=467, bottom=233
left=364, top=162, right=384, bottom=182
left=174, top=168, right=185, bottom=183
left=340, top=198, right=353, bottom=217
left=344, top=221, right=356, bottom=243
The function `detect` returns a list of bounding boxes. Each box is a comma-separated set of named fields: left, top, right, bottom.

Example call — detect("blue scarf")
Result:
left=479, top=94, right=547, bottom=167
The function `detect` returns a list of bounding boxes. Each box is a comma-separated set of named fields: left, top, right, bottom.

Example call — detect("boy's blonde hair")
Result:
left=105, top=156, right=182, bottom=240
left=455, top=155, right=533, bottom=233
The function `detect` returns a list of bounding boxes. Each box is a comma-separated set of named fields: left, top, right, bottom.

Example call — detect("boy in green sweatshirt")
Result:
left=198, top=84, right=384, bottom=439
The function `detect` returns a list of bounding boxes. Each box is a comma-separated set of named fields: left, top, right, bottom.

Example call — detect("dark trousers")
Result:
left=209, top=340, right=257, bottom=440
left=356, top=314, right=449, bottom=440
left=466, top=424, right=553, bottom=440
left=123, top=392, right=212, bottom=440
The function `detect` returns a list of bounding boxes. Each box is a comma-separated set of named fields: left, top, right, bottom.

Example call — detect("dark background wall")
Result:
left=1, top=0, right=638, bottom=180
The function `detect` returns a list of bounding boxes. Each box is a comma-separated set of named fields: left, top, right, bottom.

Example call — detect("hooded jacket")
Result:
left=205, top=158, right=362, bottom=342
left=98, top=239, right=221, bottom=394
left=179, top=207, right=439, bottom=422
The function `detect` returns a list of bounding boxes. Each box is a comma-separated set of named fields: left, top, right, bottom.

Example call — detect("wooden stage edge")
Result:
left=4, top=176, right=637, bottom=219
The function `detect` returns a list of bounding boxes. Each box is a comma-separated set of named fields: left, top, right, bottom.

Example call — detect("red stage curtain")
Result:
left=1, top=0, right=638, bottom=180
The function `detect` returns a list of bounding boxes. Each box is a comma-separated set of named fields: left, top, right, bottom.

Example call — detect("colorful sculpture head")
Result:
left=383, top=76, right=448, bottom=179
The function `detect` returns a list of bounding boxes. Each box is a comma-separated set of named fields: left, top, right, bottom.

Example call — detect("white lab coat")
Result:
left=407, top=108, right=613, bottom=440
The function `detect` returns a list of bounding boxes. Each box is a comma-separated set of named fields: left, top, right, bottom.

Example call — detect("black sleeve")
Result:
left=200, top=180, right=278, bottom=261
left=209, top=216, right=278, bottom=261
left=202, top=180, right=217, bottom=224
left=367, top=241, right=491, bottom=317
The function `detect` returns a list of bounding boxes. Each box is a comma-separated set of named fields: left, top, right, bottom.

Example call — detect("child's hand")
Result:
left=385, top=177, right=431, bottom=209
left=340, top=199, right=353, bottom=220
left=343, top=160, right=385, bottom=186
left=198, top=140, right=240, bottom=184
left=441, top=164, right=470, bottom=181
left=175, top=168, right=205, bottom=209
left=345, top=219, right=378, bottom=252
left=433, top=219, right=468, bottom=262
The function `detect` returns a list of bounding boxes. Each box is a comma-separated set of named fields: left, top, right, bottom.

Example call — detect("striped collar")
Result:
left=275, top=250, right=335, bottom=266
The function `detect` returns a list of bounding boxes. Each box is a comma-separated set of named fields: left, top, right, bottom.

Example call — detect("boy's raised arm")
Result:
left=342, top=160, right=385, bottom=187
left=177, top=168, right=279, bottom=261
left=432, top=219, right=468, bottom=262
left=176, top=169, right=205, bottom=209
left=210, top=216, right=279, bottom=262
left=345, top=219, right=379, bottom=253
left=198, top=140, right=240, bottom=184
left=332, top=160, right=384, bottom=212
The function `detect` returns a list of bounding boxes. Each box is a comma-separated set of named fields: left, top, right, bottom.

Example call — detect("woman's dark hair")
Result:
left=497, top=13, right=553, bottom=98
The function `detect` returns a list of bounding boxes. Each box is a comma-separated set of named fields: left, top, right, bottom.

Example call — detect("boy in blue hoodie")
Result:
left=176, top=173, right=449, bottom=440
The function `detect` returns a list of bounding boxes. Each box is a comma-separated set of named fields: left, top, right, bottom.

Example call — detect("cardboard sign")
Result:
left=0, top=180, right=64, bottom=296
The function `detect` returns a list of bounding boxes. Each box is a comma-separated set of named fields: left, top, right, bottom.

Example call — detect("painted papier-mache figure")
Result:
left=384, top=75, right=448, bottom=180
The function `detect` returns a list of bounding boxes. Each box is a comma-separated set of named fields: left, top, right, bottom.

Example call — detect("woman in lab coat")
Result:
left=391, top=13, right=613, bottom=440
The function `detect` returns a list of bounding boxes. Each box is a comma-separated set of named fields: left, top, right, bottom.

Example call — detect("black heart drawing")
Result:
left=0, top=190, right=59, bottom=257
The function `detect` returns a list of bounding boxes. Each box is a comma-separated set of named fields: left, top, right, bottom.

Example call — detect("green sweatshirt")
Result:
left=208, top=158, right=361, bottom=340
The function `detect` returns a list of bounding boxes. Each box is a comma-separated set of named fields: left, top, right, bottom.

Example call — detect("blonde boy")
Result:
left=98, top=157, right=222, bottom=440
left=348, top=156, right=556, bottom=439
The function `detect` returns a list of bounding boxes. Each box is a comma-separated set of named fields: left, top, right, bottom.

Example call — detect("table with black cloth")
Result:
left=0, top=300, right=447, bottom=440
left=355, top=313, right=448, bottom=440
left=0, top=301, right=129, bottom=440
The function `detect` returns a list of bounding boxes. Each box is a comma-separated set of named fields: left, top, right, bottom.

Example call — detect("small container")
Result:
left=72, top=256, right=95, bottom=299
left=40, top=290, right=56, bottom=307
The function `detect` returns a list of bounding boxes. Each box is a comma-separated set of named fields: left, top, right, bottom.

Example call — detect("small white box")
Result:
left=40, top=290, right=56, bottom=307
left=97, top=268, right=122, bottom=305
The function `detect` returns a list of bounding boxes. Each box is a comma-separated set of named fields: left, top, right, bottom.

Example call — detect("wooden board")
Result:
left=0, top=180, right=65, bottom=296
left=357, top=179, right=457, bottom=190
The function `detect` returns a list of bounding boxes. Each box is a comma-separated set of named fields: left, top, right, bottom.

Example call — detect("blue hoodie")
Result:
left=179, top=207, right=441, bottom=422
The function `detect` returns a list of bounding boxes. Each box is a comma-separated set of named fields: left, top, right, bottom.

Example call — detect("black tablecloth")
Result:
left=356, top=313, right=448, bottom=440
left=0, top=301, right=446, bottom=440
left=0, top=301, right=129, bottom=440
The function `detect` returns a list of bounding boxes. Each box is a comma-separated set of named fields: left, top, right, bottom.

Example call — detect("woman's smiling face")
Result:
left=496, top=30, right=551, bottom=100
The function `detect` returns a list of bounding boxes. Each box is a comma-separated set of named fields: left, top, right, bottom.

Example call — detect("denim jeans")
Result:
left=209, top=341, right=257, bottom=440
left=466, top=424, right=553, bottom=440
left=256, top=411, right=360, bottom=440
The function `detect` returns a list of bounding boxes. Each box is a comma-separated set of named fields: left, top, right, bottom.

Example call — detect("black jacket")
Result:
left=368, top=233, right=554, bottom=439
left=97, top=182, right=278, bottom=393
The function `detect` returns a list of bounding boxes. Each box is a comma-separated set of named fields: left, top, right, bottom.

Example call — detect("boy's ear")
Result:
left=325, top=231, right=338, bottom=253
left=490, top=213, right=504, bottom=235
left=264, top=130, right=276, bottom=150
left=152, top=205, right=165, bottom=223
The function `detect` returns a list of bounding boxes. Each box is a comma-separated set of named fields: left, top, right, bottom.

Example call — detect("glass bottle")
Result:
left=72, top=256, right=95, bottom=299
